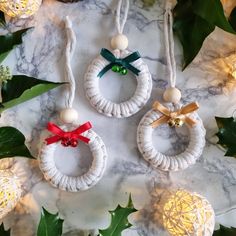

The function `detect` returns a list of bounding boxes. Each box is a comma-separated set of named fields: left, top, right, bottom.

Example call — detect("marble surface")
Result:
left=0, top=0, right=236, bottom=235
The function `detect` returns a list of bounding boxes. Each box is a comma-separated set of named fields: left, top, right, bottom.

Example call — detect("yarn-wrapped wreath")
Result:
left=137, top=103, right=206, bottom=171
left=84, top=49, right=152, bottom=118
left=38, top=123, right=107, bottom=192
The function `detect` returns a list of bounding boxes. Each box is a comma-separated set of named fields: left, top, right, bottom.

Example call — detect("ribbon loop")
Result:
left=45, top=122, right=92, bottom=147
left=97, top=48, right=141, bottom=78
left=151, top=101, right=199, bottom=128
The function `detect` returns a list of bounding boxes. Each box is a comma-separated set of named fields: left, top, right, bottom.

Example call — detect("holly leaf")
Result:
left=0, top=75, right=65, bottom=113
left=215, top=117, right=236, bottom=158
left=229, top=7, right=236, bottom=31
left=0, top=126, right=34, bottom=159
left=0, top=27, right=32, bottom=64
left=192, top=0, right=236, bottom=34
left=213, top=225, right=236, bottom=236
left=0, top=223, right=10, bottom=236
left=99, top=195, right=137, bottom=236
left=0, top=11, right=6, bottom=27
left=37, top=208, right=64, bottom=236
left=173, top=0, right=236, bottom=69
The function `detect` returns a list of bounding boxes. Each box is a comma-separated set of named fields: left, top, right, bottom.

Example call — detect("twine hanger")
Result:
left=115, top=0, right=130, bottom=34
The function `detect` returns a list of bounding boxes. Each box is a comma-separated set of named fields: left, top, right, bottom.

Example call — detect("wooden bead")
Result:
left=163, top=87, right=182, bottom=104
left=111, top=34, right=128, bottom=50
left=60, top=108, right=78, bottom=124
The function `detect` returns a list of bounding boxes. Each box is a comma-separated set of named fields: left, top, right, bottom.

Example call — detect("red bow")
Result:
left=45, top=122, right=92, bottom=147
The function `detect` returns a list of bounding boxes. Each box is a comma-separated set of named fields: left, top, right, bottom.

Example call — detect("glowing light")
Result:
left=0, top=0, right=42, bottom=18
left=0, top=170, right=21, bottom=219
left=232, top=63, right=236, bottom=79
left=162, top=189, right=215, bottom=236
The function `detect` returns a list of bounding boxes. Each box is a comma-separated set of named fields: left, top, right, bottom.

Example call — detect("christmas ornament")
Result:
left=0, top=170, right=21, bottom=219
left=0, top=0, right=42, bottom=18
left=84, top=0, right=152, bottom=118
left=158, top=189, right=215, bottom=236
left=38, top=17, right=107, bottom=192
left=137, top=0, right=206, bottom=171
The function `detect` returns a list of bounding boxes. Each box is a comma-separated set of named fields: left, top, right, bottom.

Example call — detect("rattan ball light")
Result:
left=0, top=0, right=42, bottom=18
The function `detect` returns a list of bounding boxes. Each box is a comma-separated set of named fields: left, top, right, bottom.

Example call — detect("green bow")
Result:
left=97, top=48, right=141, bottom=78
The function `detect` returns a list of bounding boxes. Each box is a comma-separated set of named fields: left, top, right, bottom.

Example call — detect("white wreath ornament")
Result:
left=38, top=124, right=107, bottom=192
left=137, top=104, right=206, bottom=171
left=84, top=49, right=152, bottom=118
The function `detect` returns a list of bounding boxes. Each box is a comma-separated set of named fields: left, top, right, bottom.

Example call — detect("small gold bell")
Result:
left=168, top=119, right=176, bottom=127
left=174, top=118, right=184, bottom=127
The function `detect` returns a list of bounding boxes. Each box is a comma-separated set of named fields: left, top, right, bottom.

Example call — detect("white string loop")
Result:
left=115, top=0, right=129, bottom=34
left=65, top=16, right=77, bottom=108
left=164, top=0, right=176, bottom=88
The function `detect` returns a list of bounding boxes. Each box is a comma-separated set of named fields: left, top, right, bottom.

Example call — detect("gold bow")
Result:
left=151, top=101, right=199, bottom=128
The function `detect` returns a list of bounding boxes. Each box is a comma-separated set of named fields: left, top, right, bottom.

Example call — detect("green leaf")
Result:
left=229, top=7, right=236, bottom=31
left=0, top=223, right=10, bottom=236
left=99, top=195, right=137, bottom=236
left=173, top=0, right=236, bottom=69
left=0, top=126, right=34, bottom=159
left=215, top=117, right=236, bottom=158
left=213, top=225, right=236, bottom=236
left=37, top=208, right=64, bottom=236
left=193, top=0, right=236, bottom=34
left=0, top=28, right=32, bottom=64
left=0, top=75, right=65, bottom=113
left=0, top=11, right=6, bottom=27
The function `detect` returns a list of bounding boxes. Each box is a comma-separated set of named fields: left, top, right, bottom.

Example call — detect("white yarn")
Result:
left=136, top=0, right=206, bottom=171
left=116, top=0, right=129, bottom=34
left=164, top=0, right=176, bottom=87
left=84, top=49, right=152, bottom=118
left=38, top=17, right=108, bottom=192
left=65, top=16, right=77, bottom=108
left=137, top=104, right=206, bottom=171
left=39, top=125, right=107, bottom=192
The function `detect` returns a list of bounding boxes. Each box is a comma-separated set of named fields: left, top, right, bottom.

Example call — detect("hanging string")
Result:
left=164, top=0, right=176, bottom=88
left=115, top=0, right=129, bottom=34
left=64, top=16, right=77, bottom=108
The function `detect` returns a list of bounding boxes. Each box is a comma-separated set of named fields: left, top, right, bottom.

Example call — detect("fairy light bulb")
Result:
left=0, top=0, right=42, bottom=18
left=0, top=170, right=22, bottom=219
left=162, top=189, right=215, bottom=236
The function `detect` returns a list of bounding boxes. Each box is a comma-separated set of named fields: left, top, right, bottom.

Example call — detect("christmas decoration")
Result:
left=99, top=195, right=137, bottom=236
left=37, top=208, right=63, bottom=236
left=38, top=17, right=107, bottom=192
left=216, top=116, right=236, bottom=158
left=137, top=0, right=205, bottom=171
left=0, top=0, right=42, bottom=18
left=161, top=189, right=215, bottom=236
left=84, top=0, right=152, bottom=118
left=213, top=225, right=236, bottom=236
left=0, top=170, right=22, bottom=220
left=0, top=126, right=33, bottom=159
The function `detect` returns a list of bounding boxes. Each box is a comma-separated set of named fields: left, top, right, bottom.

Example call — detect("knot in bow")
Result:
left=45, top=122, right=92, bottom=147
left=97, top=48, right=141, bottom=78
left=151, top=101, right=199, bottom=128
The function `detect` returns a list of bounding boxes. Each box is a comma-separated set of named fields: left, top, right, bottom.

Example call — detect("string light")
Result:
left=0, top=170, right=22, bottom=219
left=0, top=0, right=42, bottom=18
